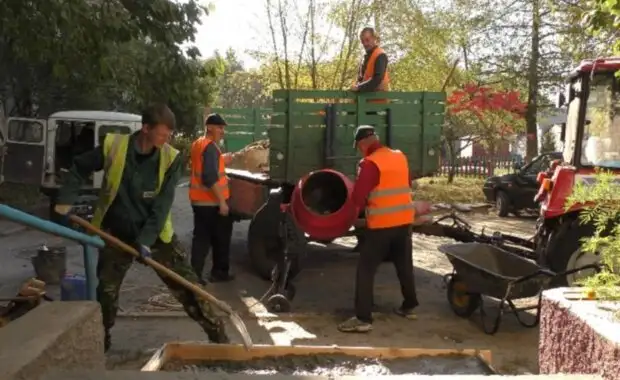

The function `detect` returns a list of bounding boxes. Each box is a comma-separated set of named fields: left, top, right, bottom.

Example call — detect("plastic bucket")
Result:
left=60, top=273, right=88, bottom=301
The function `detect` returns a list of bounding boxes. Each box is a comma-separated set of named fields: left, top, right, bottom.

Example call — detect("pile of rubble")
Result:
left=227, top=139, right=269, bottom=173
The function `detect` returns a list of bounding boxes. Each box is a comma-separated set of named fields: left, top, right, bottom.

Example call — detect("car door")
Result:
left=514, top=155, right=550, bottom=208
left=1, top=118, right=47, bottom=185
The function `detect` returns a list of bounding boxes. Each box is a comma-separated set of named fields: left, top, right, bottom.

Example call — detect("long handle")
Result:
left=68, top=215, right=234, bottom=315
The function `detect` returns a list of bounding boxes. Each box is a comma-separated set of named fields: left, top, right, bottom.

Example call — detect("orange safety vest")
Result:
left=189, top=136, right=230, bottom=206
left=364, top=147, right=415, bottom=229
left=356, top=47, right=390, bottom=104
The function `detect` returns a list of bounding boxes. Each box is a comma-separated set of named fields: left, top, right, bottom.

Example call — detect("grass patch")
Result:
left=0, top=183, right=46, bottom=209
left=415, top=176, right=487, bottom=204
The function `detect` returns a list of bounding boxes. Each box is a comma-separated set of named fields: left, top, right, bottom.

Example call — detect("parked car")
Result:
left=482, top=152, right=563, bottom=217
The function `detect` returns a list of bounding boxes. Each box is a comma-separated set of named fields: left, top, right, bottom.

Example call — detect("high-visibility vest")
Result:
left=188, top=136, right=230, bottom=206
left=364, top=146, right=415, bottom=229
left=91, top=133, right=179, bottom=243
left=356, top=47, right=391, bottom=104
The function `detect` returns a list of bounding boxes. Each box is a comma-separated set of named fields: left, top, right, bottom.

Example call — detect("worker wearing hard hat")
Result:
left=338, top=125, right=419, bottom=333
left=53, top=104, right=229, bottom=351
left=189, top=113, right=235, bottom=285
left=350, top=27, right=390, bottom=99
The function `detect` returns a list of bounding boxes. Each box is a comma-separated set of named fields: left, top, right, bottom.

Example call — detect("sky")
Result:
left=194, top=0, right=268, bottom=69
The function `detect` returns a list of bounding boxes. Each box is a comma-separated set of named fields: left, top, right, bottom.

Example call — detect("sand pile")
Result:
left=228, top=139, right=269, bottom=173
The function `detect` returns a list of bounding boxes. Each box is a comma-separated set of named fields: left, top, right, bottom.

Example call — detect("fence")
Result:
left=210, top=107, right=272, bottom=153
left=438, top=156, right=521, bottom=178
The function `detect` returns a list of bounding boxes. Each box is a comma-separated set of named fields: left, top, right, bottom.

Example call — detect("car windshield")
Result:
left=580, top=74, right=620, bottom=168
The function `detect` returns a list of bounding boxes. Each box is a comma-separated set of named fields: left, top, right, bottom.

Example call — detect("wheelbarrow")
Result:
left=438, top=242, right=600, bottom=335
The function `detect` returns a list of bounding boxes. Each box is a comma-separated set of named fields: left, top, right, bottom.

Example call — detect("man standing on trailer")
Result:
left=189, top=113, right=235, bottom=285
left=351, top=27, right=390, bottom=95
left=338, top=125, right=419, bottom=333
left=350, top=26, right=390, bottom=252
left=53, top=104, right=229, bottom=351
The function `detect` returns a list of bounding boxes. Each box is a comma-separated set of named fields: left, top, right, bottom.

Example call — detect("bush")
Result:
left=171, top=136, right=193, bottom=176
left=567, top=169, right=620, bottom=300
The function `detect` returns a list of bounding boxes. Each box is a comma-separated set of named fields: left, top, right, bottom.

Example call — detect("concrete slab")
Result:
left=0, top=301, right=105, bottom=380
left=41, top=370, right=602, bottom=380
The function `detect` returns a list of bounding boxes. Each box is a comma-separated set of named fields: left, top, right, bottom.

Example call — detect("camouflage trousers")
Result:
left=96, top=234, right=229, bottom=343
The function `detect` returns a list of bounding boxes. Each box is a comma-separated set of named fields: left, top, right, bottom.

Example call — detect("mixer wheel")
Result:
left=266, top=293, right=291, bottom=313
left=248, top=204, right=303, bottom=281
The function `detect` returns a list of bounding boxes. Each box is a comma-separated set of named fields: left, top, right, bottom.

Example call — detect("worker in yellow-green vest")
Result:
left=53, top=104, right=229, bottom=352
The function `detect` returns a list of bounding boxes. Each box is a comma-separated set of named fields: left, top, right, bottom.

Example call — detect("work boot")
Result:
left=337, top=317, right=372, bottom=333
left=104, top=331, right=111, bottom=353
left=394, top=305, right=418, bottom=320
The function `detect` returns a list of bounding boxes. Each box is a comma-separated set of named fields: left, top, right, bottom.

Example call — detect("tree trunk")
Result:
left=447, top=141, right=457, bottom=184
left=525, top=0, right=541, bottom=161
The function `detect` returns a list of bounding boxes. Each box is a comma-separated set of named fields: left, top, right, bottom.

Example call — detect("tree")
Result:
left=214, top=50, right=271, bottom=108
left=0, top=0, right=215, bottom=134
left=585, top=0, right=620, bottom=55
left=445, top=83, right=526, bottom=181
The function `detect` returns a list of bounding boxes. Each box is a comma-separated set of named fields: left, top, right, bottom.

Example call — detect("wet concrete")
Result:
left=41, top=370, right=601, bottom=380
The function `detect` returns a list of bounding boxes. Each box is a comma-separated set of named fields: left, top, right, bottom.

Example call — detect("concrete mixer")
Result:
left=224, top=89, right=445, bottom=312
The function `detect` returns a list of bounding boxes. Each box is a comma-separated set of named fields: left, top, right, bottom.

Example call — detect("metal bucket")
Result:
left=31, top=245, right=67, bottom=285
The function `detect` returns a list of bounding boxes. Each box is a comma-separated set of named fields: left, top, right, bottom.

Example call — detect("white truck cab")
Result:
left=1, top=110, right=142, bottom=200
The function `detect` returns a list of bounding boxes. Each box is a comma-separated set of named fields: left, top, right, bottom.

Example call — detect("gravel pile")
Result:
left=163, top=354, right=493, bottom=377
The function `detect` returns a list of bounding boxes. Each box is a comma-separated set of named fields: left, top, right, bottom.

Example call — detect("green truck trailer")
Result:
left=221, top=89, right=445, bottom=312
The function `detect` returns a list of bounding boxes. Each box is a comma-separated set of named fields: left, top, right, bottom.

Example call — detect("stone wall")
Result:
left=539, top=288, right=620, bottom=380
left=0, top=301, right=105, bottom=380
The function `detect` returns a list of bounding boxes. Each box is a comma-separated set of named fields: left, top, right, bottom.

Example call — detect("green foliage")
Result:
left=567, top=169, right=620, bottom=299
left=585, top=0, right=620, bottom=55
left=0, top=0, right=216, bottom=134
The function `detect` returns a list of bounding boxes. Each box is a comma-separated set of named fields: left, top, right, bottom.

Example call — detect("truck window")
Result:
left=581, top=74, right=620, bottom=168
left=98, top=125, right=132, bottom=143
left=8, top=120, right=44, bottom=143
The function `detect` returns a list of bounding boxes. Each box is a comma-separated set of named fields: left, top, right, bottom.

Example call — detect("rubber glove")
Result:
left=53, top=204, right=73, bottom=226
left=54, top=204, right=73, bottom=215
left=135, top=244, right=152, bottom=265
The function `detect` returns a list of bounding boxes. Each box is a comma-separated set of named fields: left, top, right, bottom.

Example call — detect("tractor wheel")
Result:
left=495, top=191, right=510, bottom=217
left=247, top=203, right=302, bottom=281
left=547, top=220, right=599, bottom=287
left=446, top=275, right=481, bottom=318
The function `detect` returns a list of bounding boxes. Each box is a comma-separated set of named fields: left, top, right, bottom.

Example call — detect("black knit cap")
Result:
left=205, top=113, right=227, bottom=126
left=353, top=125, right=376, bottom=147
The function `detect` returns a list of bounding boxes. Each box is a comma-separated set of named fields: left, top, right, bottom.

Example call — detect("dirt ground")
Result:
left=0, top=189, right=539, bottom=375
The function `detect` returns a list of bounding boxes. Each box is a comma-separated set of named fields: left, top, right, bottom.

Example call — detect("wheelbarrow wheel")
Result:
left=447, top=275, right=481, bottom=318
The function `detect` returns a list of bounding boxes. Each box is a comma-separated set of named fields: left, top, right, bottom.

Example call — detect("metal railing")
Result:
left=0, top=204, right=103, bottom=300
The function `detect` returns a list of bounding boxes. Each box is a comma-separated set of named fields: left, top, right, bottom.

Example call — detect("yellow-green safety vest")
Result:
left=91, top=133, right=179, bottom=243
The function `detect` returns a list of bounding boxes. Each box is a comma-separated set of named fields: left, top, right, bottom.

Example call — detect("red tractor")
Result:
left=534, top=57, right=620, bottom=286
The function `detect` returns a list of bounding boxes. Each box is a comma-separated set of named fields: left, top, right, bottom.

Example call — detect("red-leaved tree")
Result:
left=443, top=83, right=526, bottom=181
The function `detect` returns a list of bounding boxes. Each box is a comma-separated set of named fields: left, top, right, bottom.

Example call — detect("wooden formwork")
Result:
left=141, top=342, right=495, bottom=373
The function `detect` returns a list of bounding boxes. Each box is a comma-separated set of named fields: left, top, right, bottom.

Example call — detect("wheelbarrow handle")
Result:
left=554, top=263, right=607, bottom=278
left=511, top=268, right=556, bottom=285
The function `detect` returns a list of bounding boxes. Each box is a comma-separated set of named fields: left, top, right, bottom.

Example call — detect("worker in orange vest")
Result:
left=189, top=114, right=235, bottom=285
left=338, top=125, right=419, bottom=333
left=350, top=27, right=390, bottom=100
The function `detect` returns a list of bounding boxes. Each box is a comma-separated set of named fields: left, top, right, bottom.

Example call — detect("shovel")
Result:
left=68, top=214, right=253, bottom=349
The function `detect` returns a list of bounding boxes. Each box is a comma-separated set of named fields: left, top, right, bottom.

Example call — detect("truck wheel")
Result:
left=247, top=203, right=302, bottom=281
left=548, top=221, right=599, bottom=286
left=495, top=191, right=510, bottom=217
